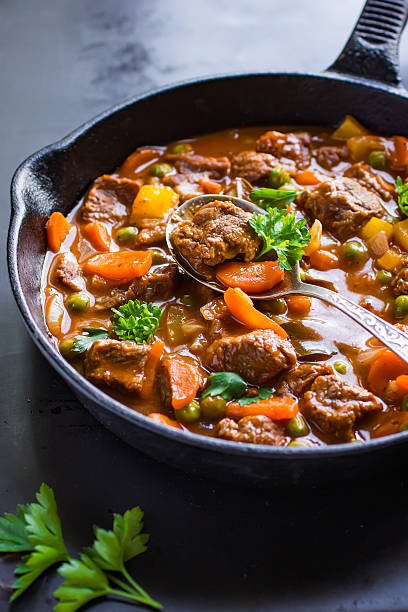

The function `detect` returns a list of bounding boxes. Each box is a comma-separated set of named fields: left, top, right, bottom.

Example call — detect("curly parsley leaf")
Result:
left=249, top=207, right=311, bottom=270
left=0, top=504, right=31, bottom=553
left=111, top=300, right=162, bottom=344
left=250, top=187, right=298, bottom=210
left=238, top=388, right=274, bottom=405
left=201, top=372, right=246, bottom=401
left=54, top=554, right=110, bottom=612
left=395, top=176, right=408, bottom=216
left=72, top=327, right=109, bottom=354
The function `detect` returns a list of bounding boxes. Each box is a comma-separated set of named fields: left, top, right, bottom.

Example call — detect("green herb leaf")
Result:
left=250, top=187, right=298, bottom=210
left=395, top=176, right=408, bottom=216
left=72, top=327, right=109, bottom=354
left=249, top=207, right=311, bottom=270
left=201, top=372, right=246, bottom=401
left=54, top=554, right=110, bottom=612
left=111, top=300, right=163, bottom=344
left=0, top=504, right=31, bottom=553
left=11, top=484, right=69, bottom=601
left=238, top=388, right=274, bottom=405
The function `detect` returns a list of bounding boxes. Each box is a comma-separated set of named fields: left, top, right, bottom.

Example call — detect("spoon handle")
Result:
left=297, top=282, right=408, bottom=364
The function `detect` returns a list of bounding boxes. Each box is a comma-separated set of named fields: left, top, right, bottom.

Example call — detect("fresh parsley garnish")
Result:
left=111, top=300, right=162, bottom=343
left=72, top=327, right=109, bottom=354
left=201, top=372, right=246, bottom=401
left=249, top=207, right=311, bottom=270
left=238, top=388, right=273, bottom=405
left=250, top=187, right=298, bottom=210
left=0, top=504, right=31, bottom=553
left=395, top=176, right=408, bottom=216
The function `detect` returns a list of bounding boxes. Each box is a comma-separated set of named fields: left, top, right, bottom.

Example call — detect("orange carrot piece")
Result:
left=216, top=261, right=284, bottom=293
left=391, top=135, right=408, bottom=169
left=148, top=413, right=184, bottom=430
left=165, top=358, right=200, bottom=410
left=395, top=374, right=408, bottom=394
left=84, top=221, right=111, bottom=252
left=198, top=178, right=223, bottom=194
left=286, top=296, right=312, bottom=315
left=226, top=396, right=298, bottom=420
left=295, top=170, right=321, bottom=185
left=368, top=349, right=408, bottom=394
left=83, top=250, right=152, bottom=284
left=224, top=288, right=287, bottom=338
left=46, top=212, right=73, bottom=252
left=309, top=249, right=338, bottom=271
left=303, top=220, right=322, bottom=256
left=140, top=340, right=165, bottom=400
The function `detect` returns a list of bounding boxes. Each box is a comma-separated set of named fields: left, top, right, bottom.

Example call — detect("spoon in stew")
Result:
left=166, top=194, right=408, bottom=363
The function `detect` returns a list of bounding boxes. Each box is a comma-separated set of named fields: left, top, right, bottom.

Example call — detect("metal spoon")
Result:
left=166, top=194, right=408, bottom=363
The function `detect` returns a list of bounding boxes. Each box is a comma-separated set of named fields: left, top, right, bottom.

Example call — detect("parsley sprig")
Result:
left=201, top=372, right=246, bottom=401
left=238, top=388, right=273, bottom=405
left=395, top=176, right=408, bottom=216
left=250, top=187, right=298, bottom=210
left=111, top=300, right=162, bottom=343
left=249, top=207, right=311, bottom=270
left=72, top=327, right=109, bottom=354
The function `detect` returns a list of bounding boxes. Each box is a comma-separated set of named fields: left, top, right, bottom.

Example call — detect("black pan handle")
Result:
left=327, top=0, right=408, bottom=87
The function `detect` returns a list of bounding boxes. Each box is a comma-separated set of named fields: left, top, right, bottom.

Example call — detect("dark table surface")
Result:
left=3, top=1, right=408, bottom=610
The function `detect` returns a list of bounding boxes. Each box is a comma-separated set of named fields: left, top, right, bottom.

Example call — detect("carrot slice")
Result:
left=286, top=296, right=312, bottom=315
left=164, top=357, right=200, bottom=410
left=224, top=288, right=287, bottom=338
left=84, top=221, right=111, bottom=252
left=395, top=374, right=408, bottom=394
left=368, top=349, right=408, bottom=394
left=198, top=178, right=223, bottom=194
left=309, top=249, right=338, bottom=271
left=140, top=340, right=165, bottom=400
left=148, top=413, right=184, bottom=430
left=216, top=261, right=284, bottom=293
left=303, top=220, right=322, bottom=256
left=226, top=396, right=298, bottom=420
left=83, top=251, right=152, bottom=284
left=46, top=212, right=73, bottom=252
left=391, top=135, right=408, bottom=169
left=295, top=170, right=321, bottom=185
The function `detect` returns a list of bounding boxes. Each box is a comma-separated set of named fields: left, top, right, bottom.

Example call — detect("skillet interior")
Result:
left=9, top=72, right=408, bottom=486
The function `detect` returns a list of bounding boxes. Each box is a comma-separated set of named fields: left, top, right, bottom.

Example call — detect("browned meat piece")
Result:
left=158, top=354, right=202, bottom=409
left=165, top=153, right=230, bottom=178
left=391, top=261, right=408, bottom=296
left=205, top=329, right=296, bottom=385
left=303, top=374, right=382, bottom=440
left=163, top=172, right=204, bottom=199
left=231, top=151, right=281, bottom=182
left=54, top=252, right=85, bottom=291
left=297, top=177, right=384, bottom=240
left=171, top=200, right=261, bottom=277
left=125, top=264, right=179, bottom=302
left=81, top=175, right=140, bottom=224
left=94, top=289, right=127, bottom=311
left=84, top=339, right=151, bottom=394
left=314, top=145, right=349, bottom=170
left=135, top=219, right=167, bottom=245
left=256, top=130, right=311, bottom=169
left=216, top=415, right=286, bottom=446
left=275, top=362, right=334, bottom=396
left=344, top=162, right=394, bottom=201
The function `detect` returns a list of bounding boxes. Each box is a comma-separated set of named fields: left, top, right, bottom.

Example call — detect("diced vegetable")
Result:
left=224, top=287, right=288, bottom=338
left=268, top=167, right=290, bottom=188
left=140, top=340, right=165, bottom=400
left=376, top=250, right=402, bottom=271
left=46, top=212, right=73, bottom=252
left=148, top=413, right=184, bottom=430
left=226, top=396, right=298, bottom=420
left=65, top=293, right=90, bottom=313
left=198, top=178, right=223, bottom=194
left=332, top=115, right=369, bottom=140
left=393, top=218, right=408, bottom=251
left=149, top=163, right=174, bottom=178
left=45, top=293, right=65, bottom=336
left=295, top=170, right=321, bottom=185
left=216, top=261, right=284, bottom=293
left=170, top=143, right=193, bottom=154
left=130, top=185, right=179, bottom=222
left=308, top=249, right=338, bottom=270
left=286, top=296, right=312, bottom=316
left=116, top=226, right=139, bottom=245
left=390, top=135, right=408, bottom=169
left=59, top=338, right=76, bottom=360
left=286, top=414, right=309, bottom=437
left=342, top=240, right=369, bottom=264
left=303, top=220, right=322, bottom=256
left=84, top=251, right=152, bottom=284
left=165, top=358, right=200, bottom=410
left=366, top=232, right=388, bottom=259
left=199, top=395, right=227, bottom=420
left=362, top=217, right=393, bottom=242
left=376, top=270, right=393, bottom=285
left=347, top=135, right=387, bottom=161
left=261, top=298, right=287, bottom=315
left=175, top=400, right=201, bottom=424
left=396, top=375, right=408, bottom=395
left=334, top=361, right=347, bottom=374
left=368, top=349, right=408, bottom=394
left=166, top=305, right=187, bottom=344
left=394, top=295, right=408, bottom=318
left=368, top=150, right=387, bottom=170
left=84, top=222, right=111, bottom=252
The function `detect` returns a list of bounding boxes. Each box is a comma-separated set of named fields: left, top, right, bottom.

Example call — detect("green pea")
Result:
left=200, top=395, right=227, bottom=420
left=342, top=241, right=368, bottom=264
left=268, top=167, right=290, bottom=188
left=286, top=414, right=309, bottom=438
left=171, top=143, right=193, bottom=154
left=402, top=395, right=408, bottom=411
left=262, top=298, right=287, bottom=315
left=149, top=163, right=173, bottom=178
left=66, top=293, right=90, bottom=313
left=175, top=400, right=201, bottom=424
left=180, top=295, right=196, bottom=307
left=334, top=361, right=347, bottom=375
left=368, top=150, right=386, bottom=170
left=394, top=295, right=408, bottom=318
left=376, top=269, right=393, bottom=285
left=288, top=439, right=312, bottom=447
left=151, top=249, right=171, bottom=265
left=116, top=226, right=139, bottom=244
left=59, top=338, right=76, bottom=360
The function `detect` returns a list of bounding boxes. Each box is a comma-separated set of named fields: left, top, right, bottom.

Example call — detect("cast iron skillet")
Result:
left=8, top=1, right=408, bottom=486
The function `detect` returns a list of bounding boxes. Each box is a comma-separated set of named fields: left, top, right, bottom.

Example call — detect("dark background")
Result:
left=2, top=1, right=408, bottom=610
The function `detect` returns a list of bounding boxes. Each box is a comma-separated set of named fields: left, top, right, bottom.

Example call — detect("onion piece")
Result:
left=367, top=230, right=389, bottom=258
left=355, top=347, right=386, bottom=368
left=45, top=293, right=65, bottom=336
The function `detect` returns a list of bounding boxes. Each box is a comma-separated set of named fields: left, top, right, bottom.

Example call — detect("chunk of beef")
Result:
left=171, top=200, right=261, bottom=277
left=165, top=153, right=230, bottom=178
left=314, top=145, right=349, bottom=170
left=84, top=339, right=150, bottom=394
left=94, top=289, right=127, bottom=311
left=81, top=175, right=140, bottom=224
left=54, top=252, right=85, bottom=291
left=205, top=329, right=296, bottom=385
left=275, top=362, right=334, bottom=396
left=231, top=151, right=282, bottom=182
left=158, top=354, right=202, bottom=409
left=134, top=219, right=166, bottom=245
left=391, top=261, right=408, bottom=296
left=163, top=172, right=204, bottom=200
left=344, top=162, right=394, bottom=201
left=297, top=177, right=384, bottom=240
left=125, top=264, right=179, bottom=302
left=216, top=415, right=286, bottom=446
left=303, top=374, right=382, bottom=440
left=256, top=130, right=311, bottom=169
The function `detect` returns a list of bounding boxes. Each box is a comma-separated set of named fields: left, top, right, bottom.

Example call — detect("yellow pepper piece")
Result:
left=361, top=217, right=394, bottom=242
left=332, top=115, right=369, bottom=140
left=377, top=250, right=403, bottom=271
left=130, top=185, right=179, bottom=222
left=393, top=218, right=408, bottom=252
